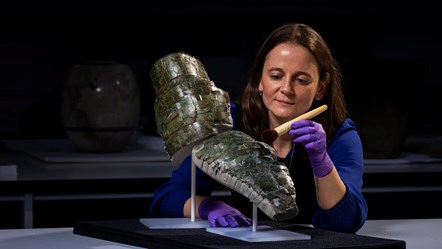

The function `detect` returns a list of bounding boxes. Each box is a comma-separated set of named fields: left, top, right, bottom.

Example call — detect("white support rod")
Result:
left=191, top=158, right=196, bottom=222
left=252, top=202, right=257, bottom=232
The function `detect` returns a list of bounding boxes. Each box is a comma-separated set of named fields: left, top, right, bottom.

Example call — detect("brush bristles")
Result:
left=261, top=129, right=278, bottom=144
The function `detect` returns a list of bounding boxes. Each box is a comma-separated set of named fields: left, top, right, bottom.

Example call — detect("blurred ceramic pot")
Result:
left=61, top=61, right=140, bottom=152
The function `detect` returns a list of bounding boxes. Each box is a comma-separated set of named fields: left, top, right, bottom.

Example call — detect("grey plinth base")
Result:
left=206, top=225, right=310, bottom=242
left=139, top=218, right=210, bottom=229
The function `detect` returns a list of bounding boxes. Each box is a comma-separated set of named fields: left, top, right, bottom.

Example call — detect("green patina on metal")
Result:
left=151, top=52, right=298, bottom=220
left=150, top=52, right=233, bottom=162
left=192, top=130, right=299, bottom=220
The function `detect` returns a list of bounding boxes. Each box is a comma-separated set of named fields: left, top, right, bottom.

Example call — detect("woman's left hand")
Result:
left=289, top=120, right=333, bottom=177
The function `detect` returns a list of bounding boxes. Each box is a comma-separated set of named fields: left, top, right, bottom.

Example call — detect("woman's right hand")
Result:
left=198, top=198, right=251, bottom=227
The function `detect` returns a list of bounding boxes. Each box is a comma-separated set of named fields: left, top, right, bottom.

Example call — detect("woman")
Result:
left=149, top=22, right=368, bottom=233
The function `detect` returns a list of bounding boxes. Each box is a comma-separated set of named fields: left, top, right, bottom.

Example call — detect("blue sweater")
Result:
left=149, top=102, right=368, bottom=233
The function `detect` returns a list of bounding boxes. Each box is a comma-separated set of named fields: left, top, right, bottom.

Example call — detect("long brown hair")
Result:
left=238, top=22, right=348, bottom=143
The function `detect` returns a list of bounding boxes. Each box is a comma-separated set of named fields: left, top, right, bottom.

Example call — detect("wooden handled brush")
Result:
left=260, top=104, right=328, bottom=144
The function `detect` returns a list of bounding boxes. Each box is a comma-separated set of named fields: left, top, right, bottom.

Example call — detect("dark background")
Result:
left=0, top=1, right=441, bottom=228
left=0, top=1, right=441, bottom=143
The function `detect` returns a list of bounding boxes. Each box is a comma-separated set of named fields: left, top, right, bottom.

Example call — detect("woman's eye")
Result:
left=270, top=74, right=282, bottom=80
left=296, top=78, right=309, bottom=85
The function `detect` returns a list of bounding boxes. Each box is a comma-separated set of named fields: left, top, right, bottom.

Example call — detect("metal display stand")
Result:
left=139, top=158, right=210, bottom=229
left=141, top=155, right=310, bottom=241
left=206, top=203, right=310, bottom=242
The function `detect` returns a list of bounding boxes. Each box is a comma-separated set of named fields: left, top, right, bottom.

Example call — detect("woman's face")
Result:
left=259, top=42, right=324, bottom=127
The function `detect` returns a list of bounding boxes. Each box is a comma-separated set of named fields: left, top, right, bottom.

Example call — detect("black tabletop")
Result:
left=73, top=219, right=405, bottom=249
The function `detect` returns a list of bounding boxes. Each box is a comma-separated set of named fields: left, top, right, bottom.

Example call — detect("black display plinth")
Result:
left=73, top=219, right=405, bottom=249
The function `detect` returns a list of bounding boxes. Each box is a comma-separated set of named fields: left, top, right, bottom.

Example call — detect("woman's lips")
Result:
left=276, top=99, right=294, bottom=105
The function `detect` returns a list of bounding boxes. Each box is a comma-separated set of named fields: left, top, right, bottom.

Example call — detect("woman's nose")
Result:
left=280, top=82, right=294, bottom=96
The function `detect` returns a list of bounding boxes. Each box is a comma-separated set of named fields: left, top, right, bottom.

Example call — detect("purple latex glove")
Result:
left=289, top=119, right=333, bottom=177
left=198, top=198, right=251, bottom=228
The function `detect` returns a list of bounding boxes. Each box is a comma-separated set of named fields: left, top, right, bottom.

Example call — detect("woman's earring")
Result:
left=259, top=91, right=263, bottom=97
